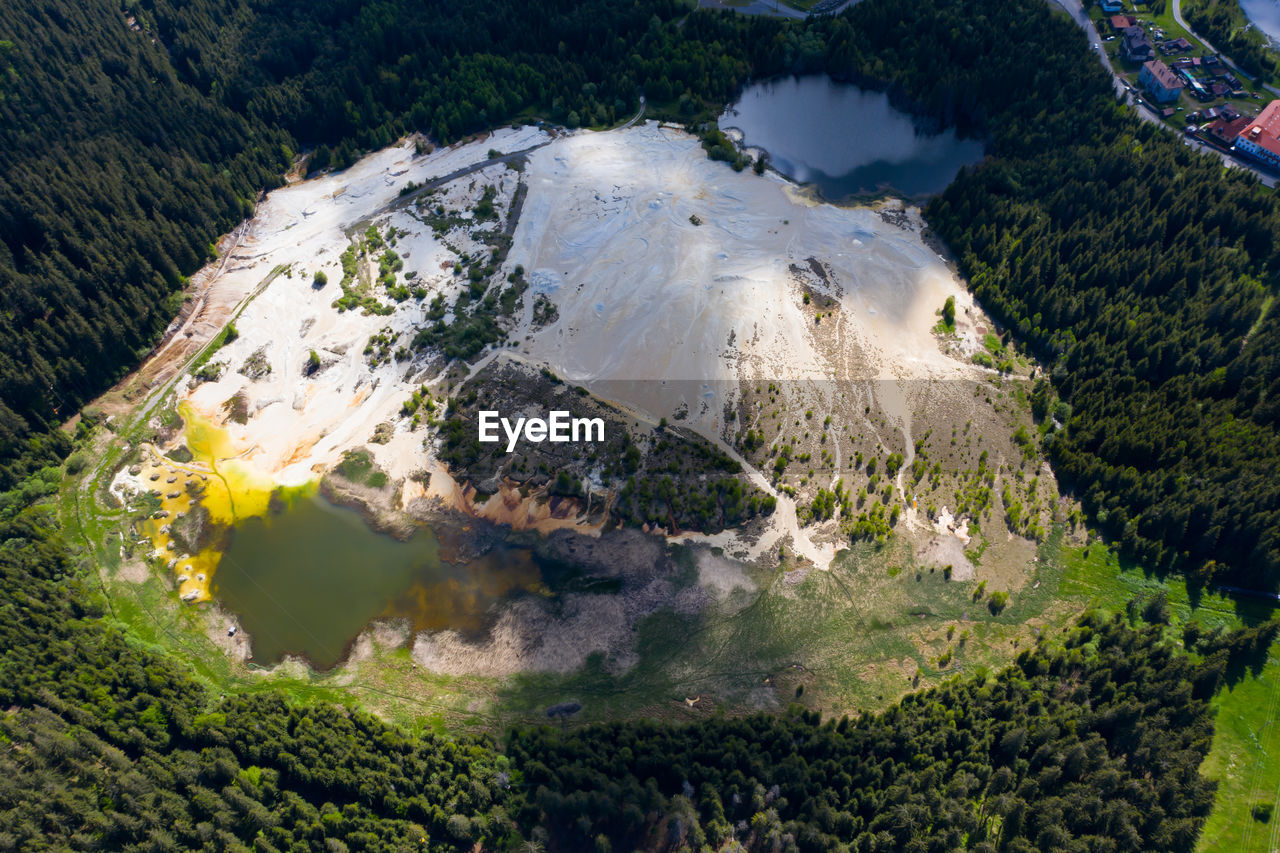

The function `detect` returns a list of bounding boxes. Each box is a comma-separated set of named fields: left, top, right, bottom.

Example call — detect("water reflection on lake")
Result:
left=213, top=492, right=544, bottom=669
left=720, top=75, right=984, bottom=199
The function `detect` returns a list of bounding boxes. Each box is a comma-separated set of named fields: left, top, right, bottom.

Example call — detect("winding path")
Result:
left=379, top=139, right=554, bottom=218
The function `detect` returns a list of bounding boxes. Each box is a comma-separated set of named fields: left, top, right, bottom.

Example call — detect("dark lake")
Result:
left=213, top=491, right=544, bottom=669
left=719, top=75, right=984, bottom=200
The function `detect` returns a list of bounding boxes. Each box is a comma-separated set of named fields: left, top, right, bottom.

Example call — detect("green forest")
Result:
left=4, top=0, right=1280, bottom=846
left=3, top=497, right=1274, bottom=850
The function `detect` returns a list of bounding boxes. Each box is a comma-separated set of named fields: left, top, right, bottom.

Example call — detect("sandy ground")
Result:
left=175, top=130, right=545, bottom=487
left=110, top=128, right=548, bottom=599
left=415, top=459, right=608, bottom=536
left=118, top=123, right=986, bottom=571
left=512, top=124, right=972, bottom=422
left=342, top=620, right=412, bottom=673
left=107, top=121, right=1054, bottom=683
left=696, top=549, right=756, bottom=601
left=497, top=125, right=991, bottom=569
left=916, top=533, right=975, bottom=581
left=102, top=129, right=548, bottom=414
left=410, top=579, right=707, bottom=678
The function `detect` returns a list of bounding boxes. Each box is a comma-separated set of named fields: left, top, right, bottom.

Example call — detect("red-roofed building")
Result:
left=1234, top=100, right=1280, bottom=169
left=1110, top=14, right=1138, bottom=30
left=1206, top=115, right=1253, bottom=148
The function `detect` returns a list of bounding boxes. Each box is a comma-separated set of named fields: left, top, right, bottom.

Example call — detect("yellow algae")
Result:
left=174, top=549, right=221, bottom=603
left=131, top=404, right=317, bottom=603
left=181, top=402, right=242, bottom=466
left=134, top=455, right=219, bottom=601
left=178, top=401, right=279, bottom=523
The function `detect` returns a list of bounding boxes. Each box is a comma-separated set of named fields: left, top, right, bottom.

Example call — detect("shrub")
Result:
left=988, top=590, right=1009, bottom=614
left=64, top=452, right=87, bottom=475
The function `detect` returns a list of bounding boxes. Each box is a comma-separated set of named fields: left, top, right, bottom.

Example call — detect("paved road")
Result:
left=620, top=95, right=648, bottom=129
left=1050, top=0, right=1277, bottom=187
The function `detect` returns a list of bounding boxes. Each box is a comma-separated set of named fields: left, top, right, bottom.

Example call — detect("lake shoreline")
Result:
left=224, top=471, right=693, bottom=673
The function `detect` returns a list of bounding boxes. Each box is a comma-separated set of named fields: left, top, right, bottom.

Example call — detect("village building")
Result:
left=1234, top=100, right=1280, bottom=169
left=1160, top=37, right=1192, bottom=55
left=1121, top=26, right=1155, bottom=63
left=1139, top=59, right=1184, bottom=103
left=1205, top=114, right=1253, bottom=147
left=1184, top=73, right=1212, bottom=101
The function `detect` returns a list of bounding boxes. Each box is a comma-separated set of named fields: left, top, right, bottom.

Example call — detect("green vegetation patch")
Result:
left=336, top=448, right=389, bottom=488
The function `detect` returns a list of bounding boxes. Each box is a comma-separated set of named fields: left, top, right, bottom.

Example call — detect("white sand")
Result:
left=510, top=123, right=972, bottom=436
left=173, top=129, right=548, bottom=485
left=105, top=121, right=1025, bottom=682
left=502, top=123, right=979, bottom=566
left=128, top=122, right=983, bottom=578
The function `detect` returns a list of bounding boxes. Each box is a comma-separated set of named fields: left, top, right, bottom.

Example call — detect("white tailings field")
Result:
left=512, top=123, right=973, bottom=427
left=164, top=128, right=548, bottom=485
left=118, top=120, right=987, bottom=578
left=508, top=123, right=983, bottom=564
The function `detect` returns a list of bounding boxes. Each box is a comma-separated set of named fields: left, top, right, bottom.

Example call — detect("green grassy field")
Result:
left=491, top=530, right=1280, bottom=852
left=1200, top=652, right=1280, bottom=851
left=1058, top=535, right=1280, bottom=852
